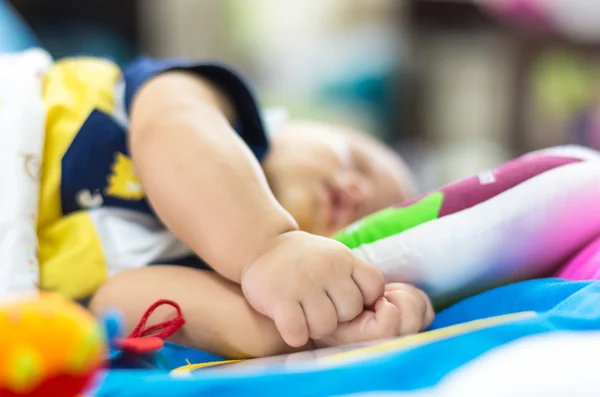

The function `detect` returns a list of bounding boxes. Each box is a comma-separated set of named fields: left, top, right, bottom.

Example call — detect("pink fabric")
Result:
left=484, top=0, right=550, bottom=27
left=396, top=155, right=581, bottom=218
left=556, top=236, right=600, bottom=281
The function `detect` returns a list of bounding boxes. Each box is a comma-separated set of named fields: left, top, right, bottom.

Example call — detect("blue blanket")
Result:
left=92, top=278, right=600, bottom=396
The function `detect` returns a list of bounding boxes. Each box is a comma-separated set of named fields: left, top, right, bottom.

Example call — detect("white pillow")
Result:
left=335, top=145, right=600, bottom=306
left=0, top=48, right=52, bottom=296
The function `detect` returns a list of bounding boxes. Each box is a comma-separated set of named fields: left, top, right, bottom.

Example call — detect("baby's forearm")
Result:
left=129, top=71, right=297, bottom=283
left=90, top=266, right=312, bottom=359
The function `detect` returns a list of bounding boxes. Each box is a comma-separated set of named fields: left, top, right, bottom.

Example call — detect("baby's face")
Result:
left=263, top=122, right=415, bottom=236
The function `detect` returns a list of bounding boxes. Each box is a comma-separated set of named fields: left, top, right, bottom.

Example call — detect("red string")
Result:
left=128, top=299, right=185, bottom=341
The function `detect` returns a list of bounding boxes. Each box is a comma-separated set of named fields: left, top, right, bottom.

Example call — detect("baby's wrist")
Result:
left=239, top=221, right=299, bottom=283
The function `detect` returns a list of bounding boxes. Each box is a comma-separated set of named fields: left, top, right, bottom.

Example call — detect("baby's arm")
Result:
left=129, top=71, right=296, bottom=283
left=90, top=266, right=433, bottom=358
left=129, top=70, right=385, bottom=347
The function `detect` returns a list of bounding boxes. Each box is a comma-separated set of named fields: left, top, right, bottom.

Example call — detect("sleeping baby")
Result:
left=27, top=55, right=433, bottom=358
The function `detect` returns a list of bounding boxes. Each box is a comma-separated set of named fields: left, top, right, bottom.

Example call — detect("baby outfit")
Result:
left=0, top=49, right=269, bottom=300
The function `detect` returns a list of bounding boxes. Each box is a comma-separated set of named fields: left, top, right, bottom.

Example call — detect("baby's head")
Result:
left=263, top=121, right=415, bottom=236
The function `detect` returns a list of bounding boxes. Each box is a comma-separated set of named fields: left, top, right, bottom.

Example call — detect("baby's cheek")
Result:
left=377, top=160, right=416, bottom=210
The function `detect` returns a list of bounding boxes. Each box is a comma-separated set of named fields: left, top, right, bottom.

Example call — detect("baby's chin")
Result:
left=295, top=213, right=341, bottom=237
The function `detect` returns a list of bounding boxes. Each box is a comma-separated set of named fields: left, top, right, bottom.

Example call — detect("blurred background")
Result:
left=4, top=0, right=600, bottom=191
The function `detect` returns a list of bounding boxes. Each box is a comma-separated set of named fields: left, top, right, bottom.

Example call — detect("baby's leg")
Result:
left=89, top=266, right=307, bottom=359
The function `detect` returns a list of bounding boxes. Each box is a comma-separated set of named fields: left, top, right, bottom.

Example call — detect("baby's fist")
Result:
left=241, top=230, right=385, bottom=348
left=316, top=283, right=434, bottom=348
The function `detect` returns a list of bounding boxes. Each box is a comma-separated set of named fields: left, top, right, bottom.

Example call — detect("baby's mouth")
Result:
left=324, top=183, right=357, bottom=233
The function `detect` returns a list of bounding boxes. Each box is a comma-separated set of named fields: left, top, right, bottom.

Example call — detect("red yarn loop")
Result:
left=128, top=299, right=185, bottom=341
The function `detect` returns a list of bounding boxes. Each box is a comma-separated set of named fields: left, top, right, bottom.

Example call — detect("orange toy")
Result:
left=0, top=293, right=106, bottom=397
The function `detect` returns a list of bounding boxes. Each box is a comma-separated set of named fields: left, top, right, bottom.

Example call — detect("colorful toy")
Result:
left=334, top=145, right=600, bottom=307
left=107, top=299, right=187, bottom=369
left=0, top=293, right=190, bottom=396
left=0, top=293, right=105, bottom=397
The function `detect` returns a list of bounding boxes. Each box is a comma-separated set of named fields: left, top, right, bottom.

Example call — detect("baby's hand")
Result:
left=241, top=230, right=385, bottom=348
left=315, top=283, right=434, bottom=348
